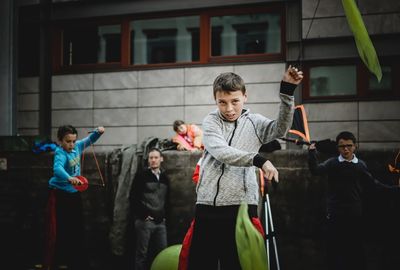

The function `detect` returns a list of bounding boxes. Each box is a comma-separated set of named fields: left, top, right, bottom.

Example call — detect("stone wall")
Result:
left=0, top=149, right=399, bottom=269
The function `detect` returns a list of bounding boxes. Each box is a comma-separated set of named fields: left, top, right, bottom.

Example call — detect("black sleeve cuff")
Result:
left=280, top=81, right=297, bottom=96
left=253, top=154, right=268, bottom=168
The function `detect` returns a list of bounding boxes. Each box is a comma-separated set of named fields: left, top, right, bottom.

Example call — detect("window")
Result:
left=130, top=16, right=199, bottom=65
left=62, top=24, right=121, bottom=66
left=211, top=13, right=281, bottom=57
left=51, top=4, right=284, bottom=71
left=309, top=66, right=356, bottom=97
left=368, top=66, right=391, bottom=92
left=304, top=61, right=399, bottom=101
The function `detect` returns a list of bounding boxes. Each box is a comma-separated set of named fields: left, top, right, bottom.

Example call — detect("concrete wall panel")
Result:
left=93, top=108, right=138, bottom=126
left=94, top=89, right=138, bottom=108
left=246, top=83, right=281, bottom=103
left=18, top=77, right=39, bottom=93
left=138, top=126, right=174, bottom=144
left=308, top=121, right=358, bottom=141
left=360, top=0, right=400, bottom=13
left=234, top=63, right=285, bottom=83
left=359, top=121, right=400, bottom=142
left=184, top=65, right=234, bottom=86
left=52, top=110, right=93, bottom=127
left=52, top=91, right=93, bottom=109
left=94, top=71, right=138, bottom=90
left=52, top=74, right=94, bottom=91
left=305, top=102, right=358, bottom=121
left=18, top=93, right=39, bottom=111
left=302, top=17, right=351, bottom=39
left=359, top=101, right=400, bottom=120
left=17, top=111, right=39, bottom=129
left=138, top=68, right=184, bottom=88
left=184, top=105, right=215, bottom=125
left=246, top=103, right=280, bottom=119
left=98, top=126, right=137, bottom=145
left=138, top=87, right=184, bottom=107
left=302, top=0, right=344, bottom=18
left=184, top=86, right=214, bottom=105
left=138, top=106, right=183, bottom=126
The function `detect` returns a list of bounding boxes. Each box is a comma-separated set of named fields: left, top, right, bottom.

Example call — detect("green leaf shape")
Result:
left=342, top=0, right=382, bottom=81
left=235, top=203, right=268, bottom=270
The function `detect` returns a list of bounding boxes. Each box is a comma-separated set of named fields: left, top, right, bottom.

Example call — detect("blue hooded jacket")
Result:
left=48, top=130, right=102, bottom=193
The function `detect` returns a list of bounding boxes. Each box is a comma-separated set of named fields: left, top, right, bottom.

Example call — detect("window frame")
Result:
left=52, top=17, right=124, bottom=73
left=51, top=3, right=285, bottom=73
left=302, top=58, right=400, bottom=102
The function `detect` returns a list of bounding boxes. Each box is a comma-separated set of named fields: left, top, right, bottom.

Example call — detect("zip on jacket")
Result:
left=213, top=120, right=238, bottom=206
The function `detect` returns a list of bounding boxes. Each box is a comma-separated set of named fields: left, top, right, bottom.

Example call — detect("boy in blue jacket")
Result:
left=45, top=125, right=105, bottom=270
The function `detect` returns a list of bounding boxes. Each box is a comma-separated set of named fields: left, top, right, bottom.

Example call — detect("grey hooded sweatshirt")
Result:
left=197, top=82, right=296, bottom=207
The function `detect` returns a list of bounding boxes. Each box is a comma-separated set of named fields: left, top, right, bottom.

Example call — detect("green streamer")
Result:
left=342, top=0, right=382, bottom=81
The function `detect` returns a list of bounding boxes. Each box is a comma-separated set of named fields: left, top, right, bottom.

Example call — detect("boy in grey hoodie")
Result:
left=186, top=66, right=303, bottom=270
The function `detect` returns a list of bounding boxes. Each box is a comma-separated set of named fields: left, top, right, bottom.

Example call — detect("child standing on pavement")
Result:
left=308, top=131, right=400, bottom=270
left=44, top=125, right=105, bottom=270
left=184, top=66, right=303, bottom=270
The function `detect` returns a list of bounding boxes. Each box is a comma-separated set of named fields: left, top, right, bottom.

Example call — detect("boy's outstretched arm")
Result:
left=254, top=65, right=304, bottom=143
left=77, top=126, right=105, bottom=152
left=97, top=126, right=105, bottom=134
left=359, top=164, right=400, bottom=192
left=308, top=143, right=328, bottom=175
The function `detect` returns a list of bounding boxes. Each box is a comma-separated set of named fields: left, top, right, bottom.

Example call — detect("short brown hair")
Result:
left=336, top=131, right=357, bottom=144
left=57, top=125, right=77, bottom=141
left=213, top=72, right=246, bottom=99
left=173, top=120, right=185, bottom=132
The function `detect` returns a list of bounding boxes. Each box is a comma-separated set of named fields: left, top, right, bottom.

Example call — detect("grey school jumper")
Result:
left=197, top=88, right=295, bottom=207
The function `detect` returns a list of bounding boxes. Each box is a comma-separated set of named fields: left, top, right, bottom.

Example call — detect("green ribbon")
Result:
left=342, top=0, right=382, bottom=82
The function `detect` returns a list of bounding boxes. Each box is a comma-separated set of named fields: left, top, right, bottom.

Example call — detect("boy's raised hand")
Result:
left=97, top=126, right=105, bottom=134
left=309, top=143, right=316, bottom=150
left=262, top=160, right=279, bottom=183
left=283, top=65, right=303, bottom=85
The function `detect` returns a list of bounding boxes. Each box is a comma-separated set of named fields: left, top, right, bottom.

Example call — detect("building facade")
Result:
left=2, top=0, right=400, bottom=150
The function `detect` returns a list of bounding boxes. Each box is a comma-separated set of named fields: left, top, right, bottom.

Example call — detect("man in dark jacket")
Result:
left=131, top=148, right=170, bottom=270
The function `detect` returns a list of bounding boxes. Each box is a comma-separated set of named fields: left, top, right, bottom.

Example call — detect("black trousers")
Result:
left=54, top=190, right=89, bottom=270
left=325, top=213, right=366, bottom=270
left=187, top=204, right=258, bottom=270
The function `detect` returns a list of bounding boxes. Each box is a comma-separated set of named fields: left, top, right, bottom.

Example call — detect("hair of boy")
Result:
left=213, top=72, right=246, bottom=99
left=336, top=131, right=357, bottom=144
left=148, top=147, right=163, bottom=157
left=57, top=125, right=78, bottom=141
left=173, top=120, right=185, bottom=132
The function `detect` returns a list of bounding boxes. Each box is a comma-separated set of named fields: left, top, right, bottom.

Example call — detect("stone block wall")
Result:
left=1, top=148, right=399, bottom=269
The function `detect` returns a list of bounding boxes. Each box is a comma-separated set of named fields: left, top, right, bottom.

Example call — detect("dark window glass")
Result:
left=310, top=66, right=356, bottom=97
left=211, top=26, right=222, bottom=56
left=130, top=16, right=200, bottom=65
left=368, top=66, right=392, bottom=92
left=211, top=13, right=281, bottom=57
left=188, top=28, right=200, bottom=62
left=63, top=24, right=121, bottom=65
left=144, top=29, right=177, bottom=64
left=235, top=23, right=268, bottom=55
